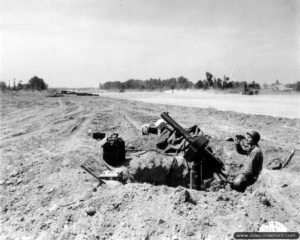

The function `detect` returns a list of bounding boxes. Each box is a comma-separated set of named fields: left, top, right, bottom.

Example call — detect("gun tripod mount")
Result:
left=160, top=112, right=226, bottom=190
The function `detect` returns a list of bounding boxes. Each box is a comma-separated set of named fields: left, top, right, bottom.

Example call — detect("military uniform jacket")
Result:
left=236, top=144, right=263, bottom=179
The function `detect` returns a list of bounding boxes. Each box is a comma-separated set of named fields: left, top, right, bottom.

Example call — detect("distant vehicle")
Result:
left=242, top=82, right=260, bottom=95
left=242, top=88, right=259, bottom=95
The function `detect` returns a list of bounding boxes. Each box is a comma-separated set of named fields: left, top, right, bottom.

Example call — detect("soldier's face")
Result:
left=246, top=134, right=254, bottom=146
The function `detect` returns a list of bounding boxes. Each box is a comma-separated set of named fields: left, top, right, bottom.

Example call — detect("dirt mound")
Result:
left=124, top=151, right=190, bottom=188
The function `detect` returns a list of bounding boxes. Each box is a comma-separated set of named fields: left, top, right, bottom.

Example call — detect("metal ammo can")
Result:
left=102, top=133, right=125, bottom=166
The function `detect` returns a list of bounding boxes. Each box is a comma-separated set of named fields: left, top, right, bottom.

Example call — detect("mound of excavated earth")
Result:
left=0, top=92, right=299, bottom=240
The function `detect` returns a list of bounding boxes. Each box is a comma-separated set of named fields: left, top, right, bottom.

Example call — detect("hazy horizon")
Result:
left=1, top=0, right=299, bottom=88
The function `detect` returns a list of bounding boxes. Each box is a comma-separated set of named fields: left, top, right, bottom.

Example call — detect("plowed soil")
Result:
left=0, top=92, right=300, bottom=240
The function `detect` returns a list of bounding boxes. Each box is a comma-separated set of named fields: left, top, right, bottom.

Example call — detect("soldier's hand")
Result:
left=235, top=136, right=241, bottom=144
left=240, top=139, right=247, bottom=147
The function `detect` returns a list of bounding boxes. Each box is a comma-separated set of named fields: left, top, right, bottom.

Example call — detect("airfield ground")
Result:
left=0, top=92, right=300, bottom=239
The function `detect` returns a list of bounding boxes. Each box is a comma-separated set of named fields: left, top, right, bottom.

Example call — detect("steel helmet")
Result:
left=246, top=130, right=260, bottom=143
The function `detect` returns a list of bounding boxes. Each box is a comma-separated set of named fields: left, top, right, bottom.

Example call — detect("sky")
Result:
left=0, top=0, right=299, bottom=88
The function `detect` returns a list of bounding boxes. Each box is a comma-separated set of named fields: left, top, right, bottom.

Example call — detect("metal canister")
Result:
left=189, top=162, right=199, bottom=190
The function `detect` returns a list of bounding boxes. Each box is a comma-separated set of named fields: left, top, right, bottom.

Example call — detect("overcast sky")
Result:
left=0, top=0, right=299, bottom=88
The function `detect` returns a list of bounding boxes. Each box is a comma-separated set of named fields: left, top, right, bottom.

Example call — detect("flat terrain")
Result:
left=0, top=92, right=300, bottom=240
left=100, top=90, right=300, bottom=119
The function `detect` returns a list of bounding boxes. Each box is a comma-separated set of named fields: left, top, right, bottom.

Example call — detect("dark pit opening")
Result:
left=122, top=150, right=226, bottom=191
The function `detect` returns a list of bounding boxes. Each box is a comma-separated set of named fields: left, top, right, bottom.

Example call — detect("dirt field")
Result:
left=0, top=92, right=300, bottom=240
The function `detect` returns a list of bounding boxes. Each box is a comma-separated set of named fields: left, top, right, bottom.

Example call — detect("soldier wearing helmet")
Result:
left=231, top=130, right=263, bottom=192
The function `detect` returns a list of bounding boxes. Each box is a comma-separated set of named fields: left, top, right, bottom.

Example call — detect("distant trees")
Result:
left=17, top=81, right=23, bottom=90
left=206, top=72, right=214, bottom=87
left=100, top=72, right=300, bottom=92
left=28, top=76, right=48, bottom=90
left=195, top=80, right=203, bottom=89
left=0, top=76, right=48, bottom=92
left=177, top=76, right=193, bottom=89
left=297, top=82, right=300, bottom=91
left=102, top=76, right=194, bottom=91
left=0, top=81, right=7, bottom=92
left=194, top=74, right=245, bottom=90
left=216, top=78, right=223, bottom=89
left=286, top=81, right=300, bottom=91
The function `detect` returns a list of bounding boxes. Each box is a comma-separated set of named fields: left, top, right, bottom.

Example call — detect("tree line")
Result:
left=100, top=76, right=193, bottom=91
left=0, top=76, right=48, bottom=93
left=99, top=72, right=261, bottom=91
left=286, top=82, right=300, bottom=91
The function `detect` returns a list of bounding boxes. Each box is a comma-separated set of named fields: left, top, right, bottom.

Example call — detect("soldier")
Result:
left=231, top=131, right=263, bottom=192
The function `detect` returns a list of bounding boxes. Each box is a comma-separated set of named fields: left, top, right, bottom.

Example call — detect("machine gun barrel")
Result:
left=161, top=112, right=194, bottom=143
left=161, top=112, right=224, bottom=169
left=161, top=112, right=209, bottom=154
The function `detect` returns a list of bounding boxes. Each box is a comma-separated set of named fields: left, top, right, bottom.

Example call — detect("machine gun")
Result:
left=161, top=112, right=227, bottom=190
